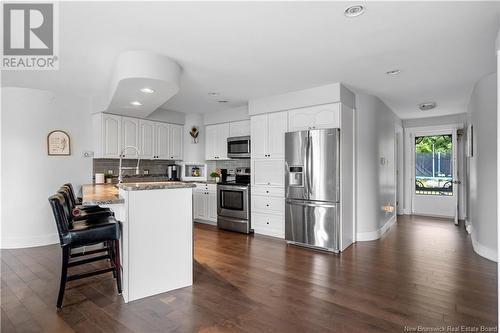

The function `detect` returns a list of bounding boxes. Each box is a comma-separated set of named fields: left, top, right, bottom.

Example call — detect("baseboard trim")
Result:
left=194, top=219, right=217, bottom=226
left=1, top=233, right=59, bottom=249
left=356, top=215, right=397, bottom=242
left=471, top=234, right=497, bottom=262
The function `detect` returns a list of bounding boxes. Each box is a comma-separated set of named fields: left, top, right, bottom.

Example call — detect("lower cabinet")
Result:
left=251, top=185, right=285, bottom=239
left=252, top=213, right=284, bottom=239
left=193, top=184, right=217, bottom=224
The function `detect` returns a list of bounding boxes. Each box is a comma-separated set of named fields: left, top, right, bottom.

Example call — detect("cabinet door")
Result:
left=169, top=124, right=183, bottom=160
left=139, top=120, right=155, bottom=159
left=217, top=123, right=230, bottom=160
left=207, top=191, right=218, bottom=221
left=229, top=120, right=250, bottom=137
left=267, top=111, right=288, bottom=159
left=253, top=159, right=285, bottom=187
left=205, top=125, right=218, bottom=160
left=121, top=117, right=140, bottom=158
left=312, top=103, right=340, bottom=129
left=193, top=190, right=207, bottom=220
left=155, top=123, right=170, bottom=159
left=288, top=108, right=314, bottom=131
left=252, top=195, right=284, bottom=215
left=250, top=115, right=268, bottom=159
left=102, top=114, right=122, bottom=158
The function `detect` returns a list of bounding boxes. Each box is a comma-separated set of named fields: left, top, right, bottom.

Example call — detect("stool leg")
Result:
left=114, top=240, right=122, bottom=294
left=57, top=246, right=70, bottom=308
left=107, top=241, right=116, bottom=278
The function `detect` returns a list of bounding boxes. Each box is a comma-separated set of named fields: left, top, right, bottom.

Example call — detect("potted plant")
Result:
left=210, top=169, right=221, bottom=183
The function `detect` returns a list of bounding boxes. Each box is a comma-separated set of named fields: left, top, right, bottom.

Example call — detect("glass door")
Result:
left=412, top=130, right=458, bottom=222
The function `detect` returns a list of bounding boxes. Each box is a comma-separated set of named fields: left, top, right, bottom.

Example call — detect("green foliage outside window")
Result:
left=415, top=135, right=452, bottom=153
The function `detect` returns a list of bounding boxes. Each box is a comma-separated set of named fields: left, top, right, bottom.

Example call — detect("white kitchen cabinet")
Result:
left=169, top=124, right=183, bottom=160
left=288, top=103, right=340, bottom=131
left=94, top=113, right=122, bottom=158
left=252, top=213, right=284, bottom=239
left=193, top=183, right=217, bottom=224
left=252, top=195, right=284, bottom=215
left=250, top=111, right=287, bottom=159
left=229, top=120, right=250, bottom=137
left=121, top=117, right=140, bottom=158
left=139, top=120, right=156, bottom=159
left=193, top=190, right=207, bottom=220
left=155, top=122, right=170, bottom=159
left=205, top=123, right=229, bottom=160
left=252, top=159, right=284, bottom=187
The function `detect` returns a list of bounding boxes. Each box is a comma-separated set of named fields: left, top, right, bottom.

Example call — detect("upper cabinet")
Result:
left=250, top=111, right=287, bottom=159
left=205, top=123, right=229, bottom=160
left=121, top=117, right=140, bottom=158
left=169, top=124, right=183, bottom=160
left=288, top=103, right=340, bottom=132
left=229, top=120, right=250, bottom=137
left=93, top=113, right=183, bottom=160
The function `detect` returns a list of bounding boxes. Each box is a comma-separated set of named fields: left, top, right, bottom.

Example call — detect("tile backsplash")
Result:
left=207, top=159, right=250, bottom=176
left=93, top=159, right=176, bottom=178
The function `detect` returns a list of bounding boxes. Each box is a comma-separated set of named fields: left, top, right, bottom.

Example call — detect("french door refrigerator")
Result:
left=285, top=128, right=340, bottom=252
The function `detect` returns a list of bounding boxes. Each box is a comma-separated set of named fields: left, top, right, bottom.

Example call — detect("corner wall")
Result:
left=467, top=72, right=497, bottom=261
left=355, top=94, right=402, bottom=241
left=1, top=87, right=94, bottom=248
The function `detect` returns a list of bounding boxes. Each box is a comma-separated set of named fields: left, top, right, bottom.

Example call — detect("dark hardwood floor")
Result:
left=1, top=215, right=497, bottom=332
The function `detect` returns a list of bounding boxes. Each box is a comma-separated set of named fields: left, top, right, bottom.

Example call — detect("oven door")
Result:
left=227, top=136, right=250, bottom=158
left=217, top=185, right=249, bottom=220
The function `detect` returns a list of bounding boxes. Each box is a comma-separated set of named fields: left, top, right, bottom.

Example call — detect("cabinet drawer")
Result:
left=194, top=183, right=216, bottom=191
left=252, top=213, right=284, bottom=239
left=252, top=195, right=284, bottom=215
left=252, top=186, right=285, bottom=197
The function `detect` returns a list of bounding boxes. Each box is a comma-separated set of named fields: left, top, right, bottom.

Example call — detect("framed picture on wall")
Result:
left=47, top=130, right=71, bottom=156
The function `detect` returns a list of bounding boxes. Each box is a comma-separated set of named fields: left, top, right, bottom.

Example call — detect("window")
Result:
left=415, top=134, right=453, bottom=196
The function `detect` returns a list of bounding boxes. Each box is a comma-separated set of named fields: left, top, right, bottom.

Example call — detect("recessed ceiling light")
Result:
left=140, top=87, right=154, bottom=94
left=218, top=100, right=228, bottom=103
left=208, top=92, right=220, bottom=96
left=418, top=102, right=437, bottom=111
left=386, top=69, right=401, bottom=75
left=130, top=101, right=142, bottom=106
left=344, top=5, right=365, bottom=18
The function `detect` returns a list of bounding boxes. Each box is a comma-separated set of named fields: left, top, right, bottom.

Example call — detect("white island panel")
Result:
left=120, top=187, right=193, bottom=302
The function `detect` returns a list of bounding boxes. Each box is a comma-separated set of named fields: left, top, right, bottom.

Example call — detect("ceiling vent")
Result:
left=418, top=102, right=437, bottom=111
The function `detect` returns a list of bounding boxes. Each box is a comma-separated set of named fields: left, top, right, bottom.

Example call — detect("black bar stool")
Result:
left=57, top=187, right=113, bottom=224
left=48, top=193, right=122, bottom=308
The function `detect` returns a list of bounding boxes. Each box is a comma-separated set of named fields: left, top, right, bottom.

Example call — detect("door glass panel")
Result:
left=220, top=190, right=244, bottom=210
left=415, top=134, right=453, bottom=196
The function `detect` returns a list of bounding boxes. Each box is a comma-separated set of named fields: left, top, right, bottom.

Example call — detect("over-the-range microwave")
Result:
left=227, top=136, right=250, bottom=159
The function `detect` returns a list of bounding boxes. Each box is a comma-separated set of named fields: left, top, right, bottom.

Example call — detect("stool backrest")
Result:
left=62, top=183, right=78, bottom=207
left=48, top=193, right=71, bottom=247
left=57, top=188, right=75, bottom=227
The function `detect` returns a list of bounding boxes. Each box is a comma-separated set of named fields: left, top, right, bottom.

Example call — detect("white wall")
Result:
left=403, top=113, right=467, bottom=128
left=1, top=87, right=94, bottom=248
left=467, top=72, right=497, bottom=261
left=183, top=113, right=205, bottom=162
left=355, top=94, right=402, bottom=241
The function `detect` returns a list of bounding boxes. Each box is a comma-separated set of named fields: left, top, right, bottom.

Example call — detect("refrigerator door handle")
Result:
left=286, top=199, right=337, bottom=208
left=336, top=131, right=341, bottom=201
left=305, top=135, right=312, bottom=197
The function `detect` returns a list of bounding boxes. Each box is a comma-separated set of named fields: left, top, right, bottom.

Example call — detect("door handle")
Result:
left=452, top=180, right=461, bottom=184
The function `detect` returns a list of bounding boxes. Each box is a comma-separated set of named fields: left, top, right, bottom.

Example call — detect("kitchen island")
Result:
left=82, top=182, right=195, bottom=303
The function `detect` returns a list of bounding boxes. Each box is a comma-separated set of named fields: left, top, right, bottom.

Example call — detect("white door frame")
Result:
left=395, top=124, right=404, bottom=215
left=405, top=123, right=464, bottom=221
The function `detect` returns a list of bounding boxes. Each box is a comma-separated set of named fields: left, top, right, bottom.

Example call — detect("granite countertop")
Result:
left=117, top=181, right=197, bottom=191
left=82, top=184, right=124, bottom=205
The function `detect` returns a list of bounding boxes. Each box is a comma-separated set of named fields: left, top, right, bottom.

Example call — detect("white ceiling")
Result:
left=2, top=2, right=499, bottom=119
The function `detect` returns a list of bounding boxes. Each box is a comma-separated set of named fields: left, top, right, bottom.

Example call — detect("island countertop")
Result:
left=82, top=184, right=124, bottom=205
left=117, top=181, right=196, bottom=191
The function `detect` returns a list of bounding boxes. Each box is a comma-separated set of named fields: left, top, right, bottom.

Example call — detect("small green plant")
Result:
left=210, top=171, right=219, bottom=178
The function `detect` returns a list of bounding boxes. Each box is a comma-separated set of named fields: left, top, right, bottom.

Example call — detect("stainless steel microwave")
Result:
left=227, top=136, right=250, bottom=159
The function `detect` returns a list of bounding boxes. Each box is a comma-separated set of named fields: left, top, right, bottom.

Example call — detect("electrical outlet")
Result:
left=82, top=151, right=94, bottom=158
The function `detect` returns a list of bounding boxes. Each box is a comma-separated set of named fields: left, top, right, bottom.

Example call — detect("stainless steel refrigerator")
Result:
left=285, top=128, right=340, bottom=252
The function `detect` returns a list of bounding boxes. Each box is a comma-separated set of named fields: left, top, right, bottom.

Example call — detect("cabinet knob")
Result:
left=266, top=191, right=269, bottom=193
left=266, top=221, right=269, bottom=225
left=267, top=182, right=270, bottom=185
left=266, top=204, right=269, bottom=207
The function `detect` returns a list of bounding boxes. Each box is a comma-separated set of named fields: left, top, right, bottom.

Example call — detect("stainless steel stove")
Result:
left=217, top=168, right=252, bottom=234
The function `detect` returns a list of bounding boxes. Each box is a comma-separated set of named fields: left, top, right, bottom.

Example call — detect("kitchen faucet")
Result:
left=118, top=146, right=141, bottom=184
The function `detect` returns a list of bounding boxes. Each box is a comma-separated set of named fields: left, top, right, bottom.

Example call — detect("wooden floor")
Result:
left=1, top=215, right=497, bottom=332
